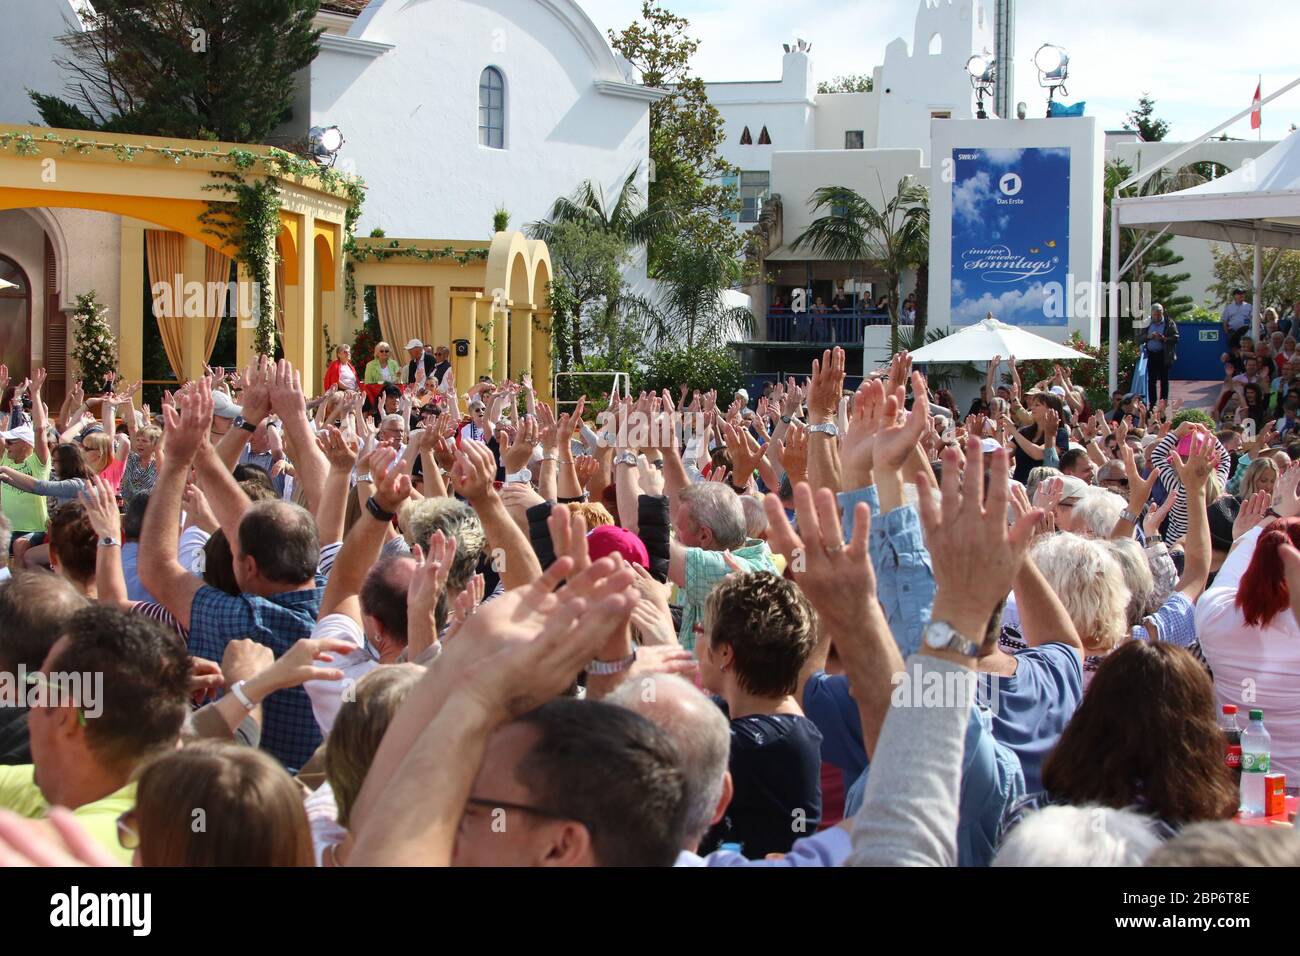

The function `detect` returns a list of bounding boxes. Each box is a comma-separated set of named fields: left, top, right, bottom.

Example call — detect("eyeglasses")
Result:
left=116, top=809, right=139, bottom=850
left=463, top=796, right=595, bottom=836
left=23, top=672, right=86, bottom=726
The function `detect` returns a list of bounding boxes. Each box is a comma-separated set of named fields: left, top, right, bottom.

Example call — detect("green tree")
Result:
left=1209, top=246, right=1300, bottom=316
left=647, top=243, right=753, bottom=350
left=29, top=0, right=322, bottom=143
left=542, top=219, right=637, bottom=368
left=817, top=74, right=874, bottom=94
left=639, top=342, right=744, bottom=398
left=1124, top=94, right=1170, bottom=142
left=609, top=3, right=745, bottom=277
left=791, top=178, right=929, bottom=348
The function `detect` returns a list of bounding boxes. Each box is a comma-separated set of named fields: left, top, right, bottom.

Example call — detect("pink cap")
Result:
left=586, top=525, right=650, bottom=568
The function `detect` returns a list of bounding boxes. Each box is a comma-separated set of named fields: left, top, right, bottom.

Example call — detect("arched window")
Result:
left=928, top=32, right=942, bottom=55
left=0, top=255, right=31, bottom=382
left=739, top=126, right=753, bottom=145
left=479, top=67, right=505, bottom=149
left=758, top=126, right=771, bottom=145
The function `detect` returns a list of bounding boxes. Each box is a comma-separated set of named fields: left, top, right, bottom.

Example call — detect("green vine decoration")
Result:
left=200, top=174, right=282, bottom=355
left=343, top=243, right=490, bottom=314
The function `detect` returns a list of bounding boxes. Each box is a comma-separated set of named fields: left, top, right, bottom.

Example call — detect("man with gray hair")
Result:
left=608, top=673, right=851, bottom=866
left=667, top=483, right=776, bottom=650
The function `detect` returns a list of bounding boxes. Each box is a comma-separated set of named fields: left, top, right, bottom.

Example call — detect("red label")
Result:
left=1227, top=745, right=1242, bottom=770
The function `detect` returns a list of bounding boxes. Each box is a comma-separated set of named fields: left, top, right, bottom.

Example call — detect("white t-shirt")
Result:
left=304, top=613, right=379, bottom=736
left=339, top=364, right=358, bottom=390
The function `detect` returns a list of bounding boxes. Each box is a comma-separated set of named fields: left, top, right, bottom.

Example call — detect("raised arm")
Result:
left=30, top=368, right=48, bottom=466
left=450, top=438, right=543, bottom=590
left=806, top=348, right=845, bottom=493
left=269, top=359, right=329, bottom=511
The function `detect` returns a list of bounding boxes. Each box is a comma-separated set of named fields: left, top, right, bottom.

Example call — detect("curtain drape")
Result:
left=375, top=286, right=434, bottom=355
left=275, top=260, right=286, bottom=338
left=145, top=231, right=185, bottom=379
left=204, top=248, right=233, bottom=363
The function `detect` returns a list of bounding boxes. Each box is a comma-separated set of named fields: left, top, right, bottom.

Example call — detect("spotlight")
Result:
left=1016, top=101, right=1027, bottom=120
left=307, top=125, right=345, bottom=167
left=1033, top=44, right=1070, bottom=116
left=965, top=52, right=997, bottom=119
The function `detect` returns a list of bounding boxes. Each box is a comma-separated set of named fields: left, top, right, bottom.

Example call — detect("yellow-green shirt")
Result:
left=0, top=764, right=136, bottom=864
left=1, top=450, right=49, bottom=532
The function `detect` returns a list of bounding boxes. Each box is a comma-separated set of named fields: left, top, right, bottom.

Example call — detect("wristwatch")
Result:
left=807, top=421, right=839, bottom=438
left=613, top=451, right=637, bottom=467
left=504, top=467, right=532, bottom=483
left=366, top=496, right=396, bottom=522
left=236, top=417, right=258, bottom=433
left=97, top=536, right=120, bottom=548
left=587, top=649, right=636, bottom=676
left=922, top=620, right=983, bottom=658
left=1120, top=509, right=1141, bottom=525
left=781, top=414, right=793, bottom=425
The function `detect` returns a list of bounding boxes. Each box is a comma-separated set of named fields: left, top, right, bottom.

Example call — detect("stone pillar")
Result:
left=181, top=236, right=206, bottom=383
left=118, top=219, right=145, bottom=386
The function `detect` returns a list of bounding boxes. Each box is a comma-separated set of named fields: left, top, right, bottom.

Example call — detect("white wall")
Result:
left=710, top=51, right=816, bottom=176
left=313, top=0, right=651, bottom=245
left=772, top=148, right=926, bottom=241
left=929, top=117, right=1105, bottom=345
left=813, top=93, right=879, bottom=151
left=876, top=0, right=992, bottom=164
left=0, top=0, right=86, bottom=125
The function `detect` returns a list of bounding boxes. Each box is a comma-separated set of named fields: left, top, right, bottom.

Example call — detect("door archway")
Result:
left=0, top=254, right=33, bottom=382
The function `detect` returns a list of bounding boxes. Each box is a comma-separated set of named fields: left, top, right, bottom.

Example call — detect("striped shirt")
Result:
left=1151, top=432, right=1230, bottom=545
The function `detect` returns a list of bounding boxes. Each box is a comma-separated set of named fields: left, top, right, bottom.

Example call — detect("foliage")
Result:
left=638, top=342, right=744, bottom=399
left=1011, top=334, right=1141, bottom=411
left=645, top=243, right=753, bottom=350
left=540, top=218, right=636, bottom=367
left=1124, top=94, right=1170, bottom=142
left=792, top=178, right=929, bottom=345
left=554, top=352, right=641, bottom=410
left=817, top=74, right=874, bottom=94
left=609, top=3, right=746, bottom=278
left=1209, top=247, right=1300, bottom=316
left=70, top=291, right=118, bottom=394
left=200, top=175, right=282, bottom=355
left=1172, top=408, right=1215, bottom=429
left=493, top=205, right=510, bottom=233
left=29, top=0, right=323, bottom=143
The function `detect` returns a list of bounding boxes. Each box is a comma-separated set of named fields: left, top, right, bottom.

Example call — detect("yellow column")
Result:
left=181, top=237, right=206, bottom=383
left=118, top=220, right=145, bottom=386
left=450, top=292, right=477, bottom=393
left=235, top=262, right=257, bottom=369
left=509, top=305, right=533, bottom=384
left=283, top=214, right=318, bottom=394
left=492, top=299, right=508, bottom=383
left=532, top=307, right=553, bottom=405
left=432, top=284, right=450, bottom=349
left=474, top=298, right=495, bottom=381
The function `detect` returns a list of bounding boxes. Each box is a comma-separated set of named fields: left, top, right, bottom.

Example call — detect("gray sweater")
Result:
left=846, top=654, right=974, bottom=867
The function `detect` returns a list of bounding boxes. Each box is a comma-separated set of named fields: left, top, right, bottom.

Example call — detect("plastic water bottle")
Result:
left=1239, top=709, right=1271, bottom=816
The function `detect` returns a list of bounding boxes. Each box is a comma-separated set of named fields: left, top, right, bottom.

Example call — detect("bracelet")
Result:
left=1120, top=509, right=1141, bottom=525
left=540, top=455, right=558, bottom=462
left=1145, top=534, right=1164, bottom=545
left=230, top=680, right=257, bottom=711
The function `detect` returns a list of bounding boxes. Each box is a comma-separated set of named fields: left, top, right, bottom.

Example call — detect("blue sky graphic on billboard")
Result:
left=950, top=147, right=1071, bottom=326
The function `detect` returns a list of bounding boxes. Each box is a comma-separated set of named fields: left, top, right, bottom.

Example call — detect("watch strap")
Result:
left=587, top=650, right=636, bottom=676
left=505, top=468, right=532, bottom=483
left=366, top=496, right=397, bottom=522
left=230, top=680, right=257, bottom=711
left=238, top=418, right=258, bottom=433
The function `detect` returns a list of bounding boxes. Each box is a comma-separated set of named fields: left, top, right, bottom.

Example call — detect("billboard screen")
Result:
left=950, top=147, right=1071, bottom=326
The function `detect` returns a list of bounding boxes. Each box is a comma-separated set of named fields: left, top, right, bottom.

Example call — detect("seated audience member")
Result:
left=123, top=741, right=314, bottom=866
left=695, top=572, right=823, bottom=858
left=1145, top=821, right=1300, bottom=867
left=993, top=805, right=1162, bottom=866
left=0, top=607, right=191, bottom=863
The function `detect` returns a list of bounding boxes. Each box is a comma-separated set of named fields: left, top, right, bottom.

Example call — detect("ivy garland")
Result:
left=343, top=242, right=491, bottom=314
left=199, top=174, right=283, bottom=355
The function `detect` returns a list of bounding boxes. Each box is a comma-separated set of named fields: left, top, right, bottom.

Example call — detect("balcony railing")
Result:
left=763, top=307, right=912, bottom=343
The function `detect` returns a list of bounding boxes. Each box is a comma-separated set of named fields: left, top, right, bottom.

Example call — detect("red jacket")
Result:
left=323, top=360, right=356, bottom=392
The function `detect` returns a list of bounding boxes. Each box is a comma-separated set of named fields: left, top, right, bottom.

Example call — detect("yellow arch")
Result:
left=0, top=188, right=235, bottom=256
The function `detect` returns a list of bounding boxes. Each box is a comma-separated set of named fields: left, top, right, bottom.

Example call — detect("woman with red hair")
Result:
left=1195, top=483, right=1300, bottom=778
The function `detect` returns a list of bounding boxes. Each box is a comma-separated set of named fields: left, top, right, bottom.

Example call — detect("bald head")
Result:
left=608, top=673, right=730, bottom=846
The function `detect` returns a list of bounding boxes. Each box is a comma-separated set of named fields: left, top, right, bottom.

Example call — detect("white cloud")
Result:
left=952, top=170, right=993, bottom=227
left=979, top=148, right=1025, bottom=167
left=952, top=283, right=1061, bottom=326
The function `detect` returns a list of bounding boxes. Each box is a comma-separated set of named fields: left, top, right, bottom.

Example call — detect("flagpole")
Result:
left=1260, top=74, right=1263, bottom=140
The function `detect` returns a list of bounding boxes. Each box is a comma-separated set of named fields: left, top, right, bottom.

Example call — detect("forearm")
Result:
left=831, top=597, right=903, bottom=758
left=473, top=493, right=543, bottom=589
left=315, top=469, right=351, bottom=546
left=94, top=543, right=129, bottom=607
left=420, top=451, right=448, bottom=499
left=1177, top=488, right=1211, bottom=596
left=214, top=423, right=250, bottom=472
left=194, top=445, right=251, bottom=538
left=321, top=510, right=389, bottom=616
left=281, top=413, right=328, bottom=510
left=614, top=462, right=641, bottom=535
left=807, top=433, right=841, bottom=493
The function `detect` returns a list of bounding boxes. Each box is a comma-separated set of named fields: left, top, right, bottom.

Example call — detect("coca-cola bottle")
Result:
left=1221, top=704, right=1242, bottom=784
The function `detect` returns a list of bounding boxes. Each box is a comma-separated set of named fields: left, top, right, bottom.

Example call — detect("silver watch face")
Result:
left=923, top=621, right=956, bottom=649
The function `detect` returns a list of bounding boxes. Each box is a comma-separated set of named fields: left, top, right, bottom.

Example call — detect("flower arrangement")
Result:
left=70, top=291, right=119, bottom=394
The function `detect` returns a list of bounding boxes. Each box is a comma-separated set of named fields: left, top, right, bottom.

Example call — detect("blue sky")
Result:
left=584, top=0, right=1299, bottom=141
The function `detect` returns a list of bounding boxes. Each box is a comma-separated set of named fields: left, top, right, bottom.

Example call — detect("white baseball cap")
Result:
left=979, top=437, right=1002, bottom=454
left=1, top=423, right=35, bottom=445
left=405, top=338, right=424, bottom=351
left=211, top=390, right=243, bottom=420
left=735, top=388, right=749, bottom=402
left=1057, top=475, right=1091, bottom=503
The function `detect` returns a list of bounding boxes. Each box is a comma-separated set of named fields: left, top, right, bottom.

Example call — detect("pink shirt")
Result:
left=99, top=456, right=126, bottom=494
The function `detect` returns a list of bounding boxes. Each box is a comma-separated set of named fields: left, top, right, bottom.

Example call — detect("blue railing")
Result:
left=764, top=307, right=910, bottom=343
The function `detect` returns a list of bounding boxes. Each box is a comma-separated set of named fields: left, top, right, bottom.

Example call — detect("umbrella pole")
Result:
left=1108, top=202, right=1121, bottom=393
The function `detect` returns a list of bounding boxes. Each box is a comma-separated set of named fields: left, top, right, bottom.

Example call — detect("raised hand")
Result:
left=316, top=425, right=355, bottom=472
left=1276, top=460, right=1300, bottom=518
left=450, top=437, right=497, bottom=505
left=269, top=358, right=306, bottom=420
left=573, top=454, right=599, bottom=489
left=369, top=444, right=414, bottom=514
left=807, top=347, right=846, bottom=423
left=444, top=574, right=486, bottom=644
left=776, top=421, right=809, bottom=482
left=160, top=376, right=213, bottom=463
left=1120, top=443, right=1157, bottom=510
left=720, top=421, right=763, bottom=483
left=874, top=372, right=930, bottom=474
left=1233, top=489, right=1273, bottom=539
left=501, top=415, right=539, bottom=474
left=1143, top=492, right=1176, bottom=539
left=79, top=475, right=122, bottom=541
left=408, top=532, right=455, bottom=620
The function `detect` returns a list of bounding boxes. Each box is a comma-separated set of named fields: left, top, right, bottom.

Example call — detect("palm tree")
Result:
left=791, top=176, right=929, bottom=352
left=646, top=242, right=754, bottom=350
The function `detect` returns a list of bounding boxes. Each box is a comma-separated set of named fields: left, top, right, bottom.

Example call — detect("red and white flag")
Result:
left=1251, top=79, right=1262, bottom=130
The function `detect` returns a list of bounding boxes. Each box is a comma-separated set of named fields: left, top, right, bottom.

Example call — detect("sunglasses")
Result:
left=116, top=809, right=139, bottom=850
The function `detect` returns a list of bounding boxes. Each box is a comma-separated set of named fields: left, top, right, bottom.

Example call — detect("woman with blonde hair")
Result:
left=364, top=342, right=401, bottom=385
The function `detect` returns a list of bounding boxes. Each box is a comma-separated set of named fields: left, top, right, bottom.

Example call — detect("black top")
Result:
left=406, top=353, right=437, bottom=382
left=433, top=359, right=451, bottom=384
left=699, top=708, right=824, bottom=859
left=1012, top=424, right=1069, bottom=484
left=0, top=706, right=30, bottom=765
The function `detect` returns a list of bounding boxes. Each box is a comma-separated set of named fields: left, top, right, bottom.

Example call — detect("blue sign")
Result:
left=950, top=147, right=1071, bottom=326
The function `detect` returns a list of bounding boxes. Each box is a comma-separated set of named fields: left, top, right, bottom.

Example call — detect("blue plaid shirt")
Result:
left=187, top=583, right=326, bottom=771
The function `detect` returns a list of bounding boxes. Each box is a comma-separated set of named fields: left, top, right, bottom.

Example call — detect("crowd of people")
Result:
left=0, top=334, right=1299, bottom=869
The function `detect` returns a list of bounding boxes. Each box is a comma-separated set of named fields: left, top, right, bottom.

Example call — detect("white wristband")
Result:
left=230, top=680, right=257, bottom=711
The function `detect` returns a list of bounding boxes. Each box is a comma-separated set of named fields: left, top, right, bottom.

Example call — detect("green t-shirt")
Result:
left=678, top=539, right=778, bottom=651
left=0, top=763, right=136, bottom=864
left=2, top=450, right=50, bottom=533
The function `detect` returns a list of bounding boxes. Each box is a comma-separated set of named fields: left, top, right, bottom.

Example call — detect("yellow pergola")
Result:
left=0, top=123, right=350, bottom=393
left=350, top=232, right=554, bottom=403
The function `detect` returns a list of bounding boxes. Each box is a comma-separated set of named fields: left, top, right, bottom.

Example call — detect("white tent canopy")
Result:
left=908, top=315, right=1092, bottom=363
left=1116, top=130, right=1300, bottom=250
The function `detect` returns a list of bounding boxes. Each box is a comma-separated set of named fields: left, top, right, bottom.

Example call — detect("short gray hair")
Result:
left=994, top=805, right=1161, bottom=866
left=739, top=494, right=767, bottom=540
left=406, top=497, right=485, bottom=592
left=679, top=483, right=746, bottom=550
left=1102, top=537, right=1157, bottom=626
left=607, top=673, right=730, bottom=847
left=1071, top=488, right=1125, bottom=539
left=1030, top=532, right=1129, bottom=651
left=1146, top=820, right=1300, bottom=866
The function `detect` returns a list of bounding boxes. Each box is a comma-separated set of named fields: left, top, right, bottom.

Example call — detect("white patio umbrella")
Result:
left=0, top=278, right=15, bottom=291
left=908, top=313, right=1092, bottom=363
